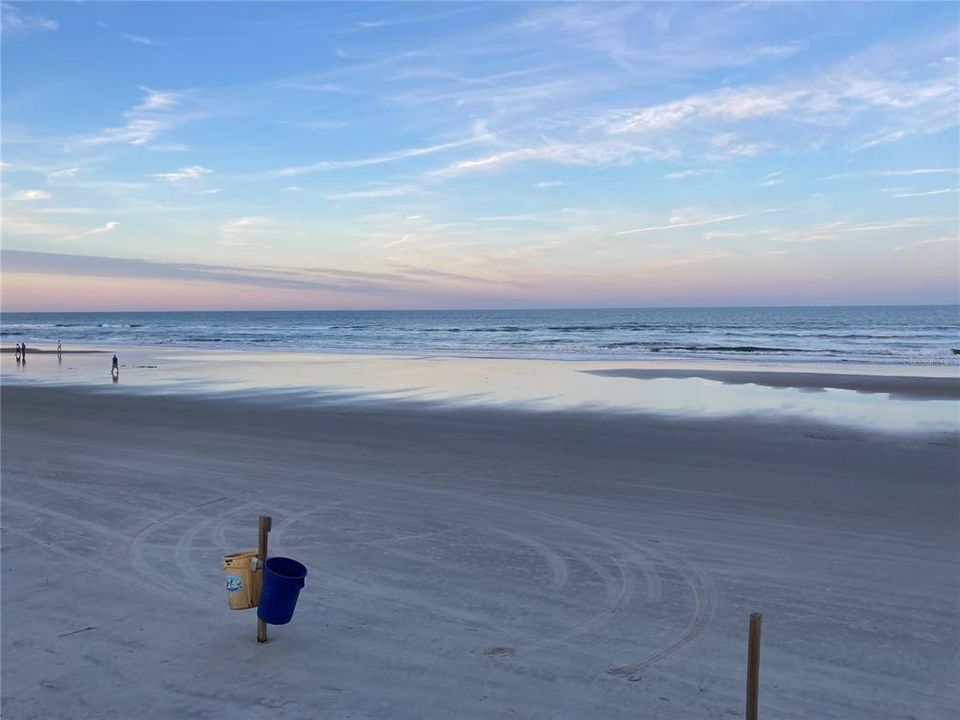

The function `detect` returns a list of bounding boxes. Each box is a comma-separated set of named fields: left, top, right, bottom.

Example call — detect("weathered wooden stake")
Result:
left=257, top=515, right=272, bottom=643
left=746, top=613, right=762, bottom=720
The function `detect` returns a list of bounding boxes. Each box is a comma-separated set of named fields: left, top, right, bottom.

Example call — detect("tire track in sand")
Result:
left=605, top=533, right=716, bottom=680
left=175, top=503, right=255, bottom=596
left=529, top=511, right=714, bottom=678
left=128, top=496, right=231, bottom=598
left=490, top=528, right=569, bottom=592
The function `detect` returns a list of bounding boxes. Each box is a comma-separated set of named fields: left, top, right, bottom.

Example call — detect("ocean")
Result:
left=2, top=306, right=957, bottom=365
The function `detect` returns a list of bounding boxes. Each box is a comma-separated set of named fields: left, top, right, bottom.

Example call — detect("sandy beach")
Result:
left=2, top=378, right=957, bottom=719
left=4, top=0, right=959, bottom=715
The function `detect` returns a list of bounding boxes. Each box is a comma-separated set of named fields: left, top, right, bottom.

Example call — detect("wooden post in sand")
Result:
left=257, top=516, right=272, bottom=643
left=746, top=613, right=762, bottom=720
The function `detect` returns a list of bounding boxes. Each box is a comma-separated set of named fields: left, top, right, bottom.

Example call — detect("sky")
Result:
left=1, top=1, right=958, bottom=311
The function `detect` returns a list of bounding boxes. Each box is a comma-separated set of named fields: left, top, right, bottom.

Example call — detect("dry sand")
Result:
left=1, top=385, right=958, bottom=719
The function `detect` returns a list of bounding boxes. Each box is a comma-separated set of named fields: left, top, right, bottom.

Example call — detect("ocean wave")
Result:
left=598, top=342, right=819, bottom=353
left=465, top=326, right=532, bottom=333
left=3, top=308, right=957, bottom=366
left=506, top=338, right=566, bottom=345
left=547, top=323, right=655, bottom=332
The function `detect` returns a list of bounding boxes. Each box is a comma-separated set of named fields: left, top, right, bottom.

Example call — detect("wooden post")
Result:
left=257, top=516, right=272, bottom=643
left=746, top=613, right=762, bottom=720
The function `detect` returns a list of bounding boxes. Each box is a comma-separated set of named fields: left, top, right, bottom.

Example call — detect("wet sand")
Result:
left=585, top=367, right=960, bottom=400
left=3, top=347, right=958, bottom=432
left=1, top=385, right=957, bottom=719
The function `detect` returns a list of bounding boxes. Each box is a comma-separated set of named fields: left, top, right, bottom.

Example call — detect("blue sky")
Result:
left=2, top=1, right=958, bottom=310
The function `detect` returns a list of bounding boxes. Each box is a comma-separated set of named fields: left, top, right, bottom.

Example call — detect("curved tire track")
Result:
left=605, top=533, right=716, bottom=680
left=128, top=496, right=230, bottom=598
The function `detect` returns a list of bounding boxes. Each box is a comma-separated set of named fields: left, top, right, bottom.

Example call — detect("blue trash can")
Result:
left=257, top=557, right=307, bottom=625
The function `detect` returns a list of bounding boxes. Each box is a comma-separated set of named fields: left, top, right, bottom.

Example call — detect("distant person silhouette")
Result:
left=57, top=340, right=62, bottom=356
left=14, top=343, right=21, bottom=363
left=21, top=343, right=26, bottom=364
left=112, top=354, right=119, bottom=377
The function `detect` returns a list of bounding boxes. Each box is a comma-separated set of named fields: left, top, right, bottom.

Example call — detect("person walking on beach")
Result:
left=112, top=354, right=119, bottom=377
left=21, top=343, right=26, bottom=364
left=57, top=340, right=62, bottom=356
left=15, top=343, right=21, bottom=363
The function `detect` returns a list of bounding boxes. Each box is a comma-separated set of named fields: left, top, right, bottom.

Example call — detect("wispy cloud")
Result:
left=594, top=32, right=958, bottom=160
left=2, top=249, right=400, bottom=295
left=147, top=142, right=192, bottom=152
left=665, top=169, right=711, bottom=180
left=384, top=234, right=412, bottom=249
left=148, top=165, right=213, bottom=183
left=1, top=214, right=72, bottom=236
left=431, top=140, right=663, bottom=179
left=614, top=209, right=776, bottom=236
left=46, top=167, right=80, bottom=180
left=493, top=241, right=564, bottom=260
left=760, top=171, right=785, bottom=187
left=1, top=249, right=520, bottom=297
left=274, top=136, right=491, bottom=176
left=773, top=217, right=934, bottom=243
left=10, top=189, right=51, bottom=201
left=1, top=2, right=57, bottom=34
left=136, top=87, right=179, bottom=111
left=121, top=33, right=156, bottom=46
left=702, top=230, right=753, bottom=240
left=606, top=87, right=800, bottom=134
left=655, top=250, right=733, bottom=268
left=707, top=133, right=776, bottom=160
left=37, top=207, right=96, bottom=215
left=893, top=188, right=958, bottom=198
left=848, top=129, right=908, bottom=151
left=219, top=217, right=276, bottom=247
left=71, top=87, right=196, bottom=147
left=516, top=3, right=806, bottom=76
left=325, top=184, right=419, bottom=200
left=824, top=168, right=960, bottom=179
left=59, top=221, right=119, bottom=241
left=534, top=180, right=563, bottom=188
left=893, top=236, right=958, bottom=252
left=391, top=264, right=512, bottom=287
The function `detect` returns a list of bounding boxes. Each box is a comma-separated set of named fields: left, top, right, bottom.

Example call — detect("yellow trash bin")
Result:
left=222, top=550, right=261, bottom=610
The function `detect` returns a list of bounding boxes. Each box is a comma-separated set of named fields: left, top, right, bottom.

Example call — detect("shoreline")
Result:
left=0, top=347, right=106, bottom=354
left=3, top=345, right=958, bottom=433
left=5, top=340, right=960, bottom=375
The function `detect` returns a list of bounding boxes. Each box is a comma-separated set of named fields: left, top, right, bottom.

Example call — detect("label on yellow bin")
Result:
left=222, top=550, right=260, bottom=610
left=226, top=575, right=243, bottom=592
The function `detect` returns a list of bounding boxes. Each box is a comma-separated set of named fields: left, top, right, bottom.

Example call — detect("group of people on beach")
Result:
left=11, top=341, right=119, bottom=377
left=13, top=341, right=63, bottom=364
